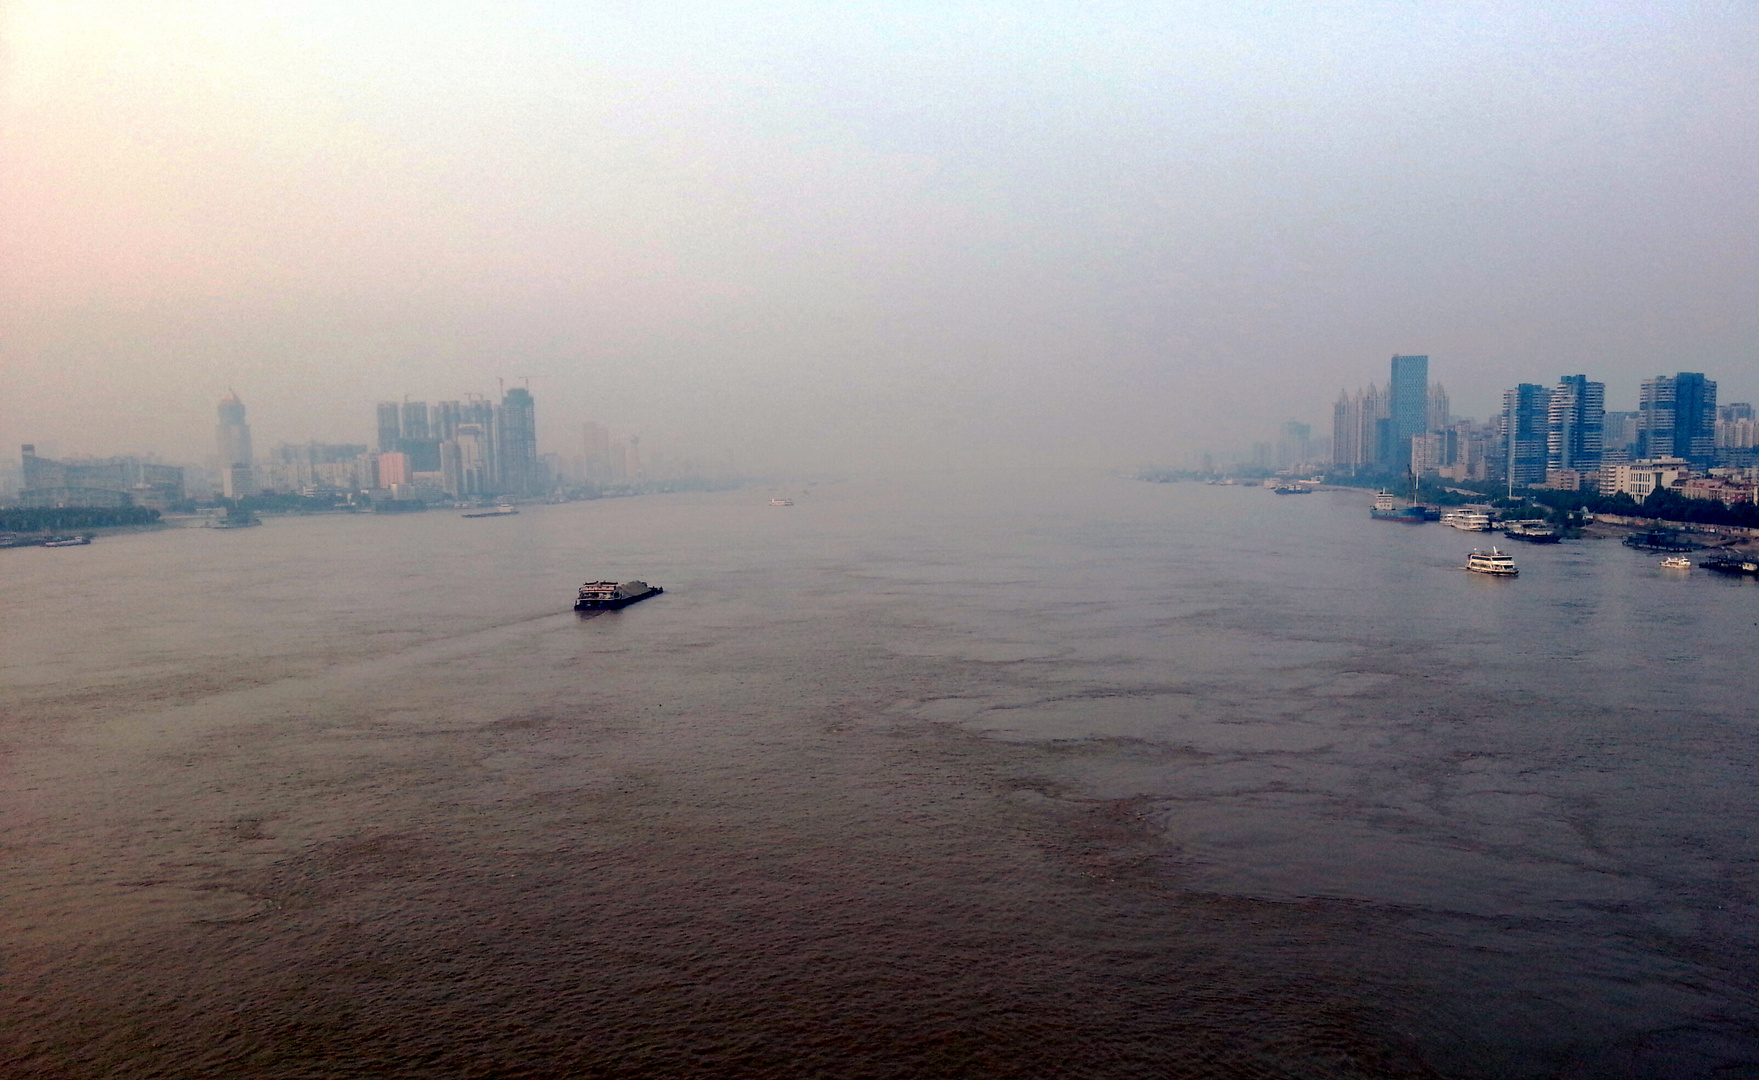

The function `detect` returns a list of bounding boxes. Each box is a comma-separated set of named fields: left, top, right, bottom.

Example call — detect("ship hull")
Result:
left=575, top=586, right=663, bottom=611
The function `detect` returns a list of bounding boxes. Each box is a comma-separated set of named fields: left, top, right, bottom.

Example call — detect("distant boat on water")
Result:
left=463, top=505, right=518, bottom=518
left=769, top=498, right=794, bottom=506
left=1466, top=548, right=1519, bottom=576
left=207, top=509, right=260, bottom=529
left=575, top=580, right=664, bottom=610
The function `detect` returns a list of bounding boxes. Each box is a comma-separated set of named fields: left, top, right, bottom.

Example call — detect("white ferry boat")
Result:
left=1660, top=556, right=1692, bottom=570
left=1465, top=548, right=1518, bottom=576
left=1443, top=509, right=1493, bottom=531
left=768, top=498, right=794, bottom=506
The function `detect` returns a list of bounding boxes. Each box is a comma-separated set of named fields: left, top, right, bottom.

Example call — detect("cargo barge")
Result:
left=1622, top=528, right=1698, bottom=552
left=575, top=580, right=664, bottom=611
left=1700, top=556, right=1759, bottom=577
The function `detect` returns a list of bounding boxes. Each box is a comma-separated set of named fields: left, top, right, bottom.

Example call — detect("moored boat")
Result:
left=1443, top=509, right=1494, bottom=531
left=1623, top=527, right=1697, bottom=552
left=40, top=534, right=93, bottom=547
left=1370, top=491, right=1427, bottom=523
left=1660, top=556, right=1692, bottom=569
left=1699, top=555, right=1759, bottom=577
left=1466, top=547, right=1518, bottom=576
left=207, top=509, right=261, bottom=529
left=575, top=580, right=664, bottom=610
left=1502, top=521, right=1562, bottom=543
left=463, top=504, right=518, bottom=518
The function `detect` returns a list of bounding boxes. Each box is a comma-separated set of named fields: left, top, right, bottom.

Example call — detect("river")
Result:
left=3, top=474, right=1755, bottom=1078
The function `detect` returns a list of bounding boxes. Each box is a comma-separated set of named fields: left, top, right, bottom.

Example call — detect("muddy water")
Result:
left=3, top=475, right=1755, bottom=1077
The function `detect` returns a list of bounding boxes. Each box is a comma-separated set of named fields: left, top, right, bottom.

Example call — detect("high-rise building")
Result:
left=1436, top=419, right=1494, bottom=482
left=1411, top=432, right=1446, bottom=477
left=376, top=402, right=403, bottom=452
left=1330, top=383, right=1386, bottom=471
left=440, top=439, right=464, bottom=496
left=1716, top=415, right=1758, bottom=450
left=1673, top=372, right=1717, bottom=465
left=269, top=442, right=369, bottom=492
left=1546, top=375, right=1605, bottom=477
left=459, top=399, right=498, bottom=488
left=1426, top=383, right=1450, bottom=433
left=1275, top=421, right=1311, bottom=470
left=1638, top=373, right=1718, bottom=465
left=432, top=401, right=462, bottom=442
left=582, top=422, right=611, bottom=485
left=1388, top=354, right=1430, bottom=467
left=400, top=401, right=430, bottom=441
left=496, top=387, right=538, bottom=496
left=1602, top=410, right=1639, bottom=452
left=377, top=451, right=412, bottom=487
left=1501, top=383, right=1551, bottom=487
left=454, top=423, right=493, bottom=494
left=216, top=391, right=256, bottom=498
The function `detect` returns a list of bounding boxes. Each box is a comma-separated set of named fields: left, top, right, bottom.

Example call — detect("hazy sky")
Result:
left=3, top=2, right=1755, bottom=471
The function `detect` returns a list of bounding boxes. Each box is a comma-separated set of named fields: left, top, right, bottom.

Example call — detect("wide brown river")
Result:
left=4, top=474, right=1756, bottom=1078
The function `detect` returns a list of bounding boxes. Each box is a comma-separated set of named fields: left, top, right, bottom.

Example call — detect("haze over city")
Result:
left=4, top=3, right=1754, bottom=472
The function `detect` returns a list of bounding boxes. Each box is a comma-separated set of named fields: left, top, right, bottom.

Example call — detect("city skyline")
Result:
left=5, top=5, right=1756, bottom=473
left=10, top=350, right=1757, bottom=488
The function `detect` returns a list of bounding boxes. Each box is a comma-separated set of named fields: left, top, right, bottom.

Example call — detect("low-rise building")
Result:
left=17, top=445, right=185, bottom=508
left=1682, top=477, right=1759, bottom=505
left=1601, top=457, right=1692, bottom=499
left=1542, top=468, right=1585, bottom=491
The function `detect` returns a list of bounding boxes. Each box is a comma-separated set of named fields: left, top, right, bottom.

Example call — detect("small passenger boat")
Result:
left=1465, top=548, right=1518, bottom=576
left=575, top=580, right=664, bottom=611
left=768, top=498, right=794, bottom=506
left=1660, top=556, right=1692, bottom=570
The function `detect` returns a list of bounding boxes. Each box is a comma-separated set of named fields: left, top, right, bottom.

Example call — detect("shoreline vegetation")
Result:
left=0, top=506, right=163, bottom=533
left=1, top=478, right=749, bottom=543
left=1137, top=469, right=1759, bottom=535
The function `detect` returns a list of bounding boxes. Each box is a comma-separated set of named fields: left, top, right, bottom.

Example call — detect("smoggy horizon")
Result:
left=3, top=3, right=1755, bottom=472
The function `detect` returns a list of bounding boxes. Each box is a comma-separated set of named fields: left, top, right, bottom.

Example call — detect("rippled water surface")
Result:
left=4, top=475, right=1756, bottom=1078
